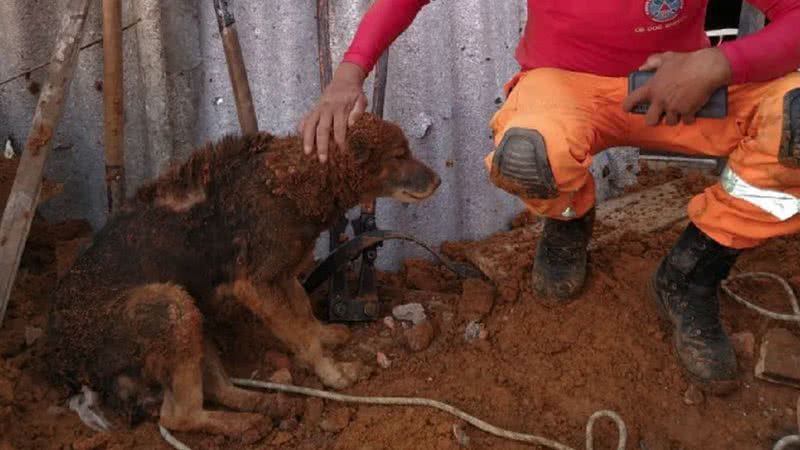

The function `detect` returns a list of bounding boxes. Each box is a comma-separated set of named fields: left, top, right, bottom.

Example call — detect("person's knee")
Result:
left=780, top=88, right=800, bottom=167
left=490, top=127, right=559, bottom=199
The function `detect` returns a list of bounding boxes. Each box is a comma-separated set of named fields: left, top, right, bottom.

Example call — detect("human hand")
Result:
left=300, top=62, right=368, bottom=163
left=622, top=48, right=732, bottom=126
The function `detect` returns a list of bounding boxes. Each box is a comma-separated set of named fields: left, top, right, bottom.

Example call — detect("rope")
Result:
left=774, top=435, right=800, bottom=450
left=158, top=379, right=627, bottom=450
left=721, top=272, right=800, bottom=324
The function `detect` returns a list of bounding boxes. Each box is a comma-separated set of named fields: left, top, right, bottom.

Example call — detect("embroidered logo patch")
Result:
left=645, top=0, right=684, bottom=23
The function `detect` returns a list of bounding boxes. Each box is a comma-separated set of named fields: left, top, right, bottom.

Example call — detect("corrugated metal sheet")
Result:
left=0, top=0, right=637, bottom=269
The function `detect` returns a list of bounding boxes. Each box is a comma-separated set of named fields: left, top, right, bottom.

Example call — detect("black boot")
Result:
left=651, top=222, right=741, bottom=391
left=531, top=209, right=594, bottom=302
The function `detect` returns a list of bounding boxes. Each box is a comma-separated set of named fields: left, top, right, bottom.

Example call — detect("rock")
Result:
left=683, top=385, right=705, bottom=406
left=320, top=407, right=352, bottom=433
left=269, top=368, right=293, bottom=385
left=304, top=398, right=324, bottom=427
left=376, top=352, right=391, bottom=369
left=392, top=303, right=427, bottom=325
left=404, top=320, right=435, bottom=352
left=279, top=418, right=299, bottom=431
left=272, top=431, right=293, bottom=446
left=265, top=350, right=292, bottom=371
left=731, top=332, right=755, bottom=359
left=23, top=326, right=43, bottom=347
left=464, top=321, right=486, bottom=342
left=0, top=378, right=14, bottom=403
left=458, top=279, right=495, bottom=321
left=755, top=328, right=800, bottom=388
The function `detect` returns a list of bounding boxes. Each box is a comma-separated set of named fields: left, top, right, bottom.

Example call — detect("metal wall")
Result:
left=0, top=0, right=637, bottom=269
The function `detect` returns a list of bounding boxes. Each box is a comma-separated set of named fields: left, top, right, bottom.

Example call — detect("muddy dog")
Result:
left=44, top=113, right=440, bottom=438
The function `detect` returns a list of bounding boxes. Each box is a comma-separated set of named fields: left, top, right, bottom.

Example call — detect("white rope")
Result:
left=774, top=435, right=800, bottom=450
left=157, top=379, right=627, bottom=450
left=721, top=272, right=800, bottom=324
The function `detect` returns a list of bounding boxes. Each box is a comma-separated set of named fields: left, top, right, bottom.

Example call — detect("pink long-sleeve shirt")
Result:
left=342, top=0, right=800, bottom=84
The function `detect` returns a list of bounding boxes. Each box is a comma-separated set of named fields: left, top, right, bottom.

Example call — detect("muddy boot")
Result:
left=531, top=209, right=594, bottom=302
left=650, top=222, right=741, bottom=392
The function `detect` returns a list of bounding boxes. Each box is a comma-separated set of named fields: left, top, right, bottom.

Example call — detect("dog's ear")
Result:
left=346, top=113, right=382, bottom=163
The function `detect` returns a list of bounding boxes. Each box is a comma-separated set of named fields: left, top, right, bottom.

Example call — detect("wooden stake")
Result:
left=213, top=0, right=259, bottom=135
left=103, top=0, right=125, bottom=213
left=316, top=0, right=333, bottom=89
left=0, top=0, right=91, bottom=327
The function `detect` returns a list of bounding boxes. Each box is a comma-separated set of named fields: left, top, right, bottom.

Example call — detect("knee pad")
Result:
left=780, top=88, right=800, bottom=168
left=491, top=128, right=559, bottom=199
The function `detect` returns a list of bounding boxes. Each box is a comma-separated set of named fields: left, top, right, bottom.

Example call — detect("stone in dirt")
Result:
left=320, top=407, right=353, bottom=433
left=376, top=352, right=391, bottom=369
left=683, top=385, right=705, bottom=406
left=755, top=328, right=800, bottom=388
left=731, top=331, right=755, bottom=360
left=458, top=278, right=495, bottom=321
left=404, top=320, right=435, bottom=352
left=269, top=368, right=293, bottom=385
left=392, top=303, right=427, bottom=325
left=23, top=326, right=42, bottom=347
left=272, top=431, right=293, bottom=446
left=464, top=321, right=487, bottom=342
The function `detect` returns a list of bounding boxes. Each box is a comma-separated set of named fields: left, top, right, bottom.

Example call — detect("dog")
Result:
left=44, top=113, right=441, bottom=439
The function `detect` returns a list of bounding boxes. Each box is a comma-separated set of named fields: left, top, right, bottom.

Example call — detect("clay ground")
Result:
left=0, top=162, right=799, bottom=450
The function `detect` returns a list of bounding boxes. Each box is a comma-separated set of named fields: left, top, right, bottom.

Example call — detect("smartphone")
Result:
left=627, top=70, right=728, bottom=119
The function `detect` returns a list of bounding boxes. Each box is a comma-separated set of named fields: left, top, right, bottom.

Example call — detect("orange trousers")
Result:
left=486, top=69, right=800, bottom=249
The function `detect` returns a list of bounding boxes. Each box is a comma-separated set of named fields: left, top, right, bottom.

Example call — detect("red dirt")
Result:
left=1, top=163, right=799, bottom=449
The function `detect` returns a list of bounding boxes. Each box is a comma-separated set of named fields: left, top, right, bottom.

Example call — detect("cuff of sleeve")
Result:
left=342, top=51, right=374, bottom=75
left=719, top=42, right=750, bottom=85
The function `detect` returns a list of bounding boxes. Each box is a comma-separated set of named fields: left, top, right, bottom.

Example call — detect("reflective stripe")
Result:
left=561, top=206, right=577, bottom=218
left=721, top=166, right=800, bottom=221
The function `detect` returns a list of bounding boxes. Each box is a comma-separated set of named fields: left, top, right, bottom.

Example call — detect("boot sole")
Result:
left=647, top=273, right=739, bottom=396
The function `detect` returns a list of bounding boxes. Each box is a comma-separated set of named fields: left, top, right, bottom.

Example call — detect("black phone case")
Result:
left=627, top=70, right=728, bottom=119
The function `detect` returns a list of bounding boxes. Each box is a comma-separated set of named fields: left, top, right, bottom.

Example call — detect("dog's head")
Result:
left=344, top=113, right=441, bottom=203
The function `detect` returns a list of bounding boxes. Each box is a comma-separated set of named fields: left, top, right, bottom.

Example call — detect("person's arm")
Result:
left=302, top=0, right=430, bottom=162
left=719, top=0, right=800, bottom=83
left=342, top=0, right=430, bottom=74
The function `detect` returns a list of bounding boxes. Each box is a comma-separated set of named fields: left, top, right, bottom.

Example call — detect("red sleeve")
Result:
left=342, top=0, right=430, bottom=73
left=719, top=0, right=800, bottom=84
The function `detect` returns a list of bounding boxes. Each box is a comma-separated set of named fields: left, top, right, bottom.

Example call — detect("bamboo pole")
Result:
left=213, top=0, right=259, bottom=135
left=0, top=0, right=91, bottom=327
left=103, top=0, right=125, bottom=213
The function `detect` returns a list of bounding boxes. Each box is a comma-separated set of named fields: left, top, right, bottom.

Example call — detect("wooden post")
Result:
left=213, top=0, right=259, bottom=135
left=0, top=0, right=91, bottom=327
left=103, top=0, right=125, bottom=214
left=738, top=1, right=765, bottom=37
left=316, top=0, right=333, bottom=89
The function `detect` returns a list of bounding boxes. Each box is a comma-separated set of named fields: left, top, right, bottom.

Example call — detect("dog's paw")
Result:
left=319, top=324, right=351, bottom=348
left=316, top=360, right=371, bottom=390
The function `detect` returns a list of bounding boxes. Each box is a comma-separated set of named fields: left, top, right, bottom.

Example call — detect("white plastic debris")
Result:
left=392, top=303, right=427, bottom=325
left=4, top=138, right=15, bottom=159
left=68, top=386, right=112, bottom=432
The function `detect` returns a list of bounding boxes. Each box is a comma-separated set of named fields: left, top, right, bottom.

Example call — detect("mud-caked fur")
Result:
left=44, top=113, right=440, bottom=440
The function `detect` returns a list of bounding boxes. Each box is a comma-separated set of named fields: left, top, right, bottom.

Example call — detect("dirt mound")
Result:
left=0, top=165, right=798, bottom=449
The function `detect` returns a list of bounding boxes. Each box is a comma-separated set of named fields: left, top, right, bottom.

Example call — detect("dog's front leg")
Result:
left=215, top=280, right=365, bottom=389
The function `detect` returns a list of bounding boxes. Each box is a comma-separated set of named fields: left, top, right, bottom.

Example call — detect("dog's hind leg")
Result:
left=123, top=284, right=271, bottom=442
left=202, top=338, right=301, bottom=418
